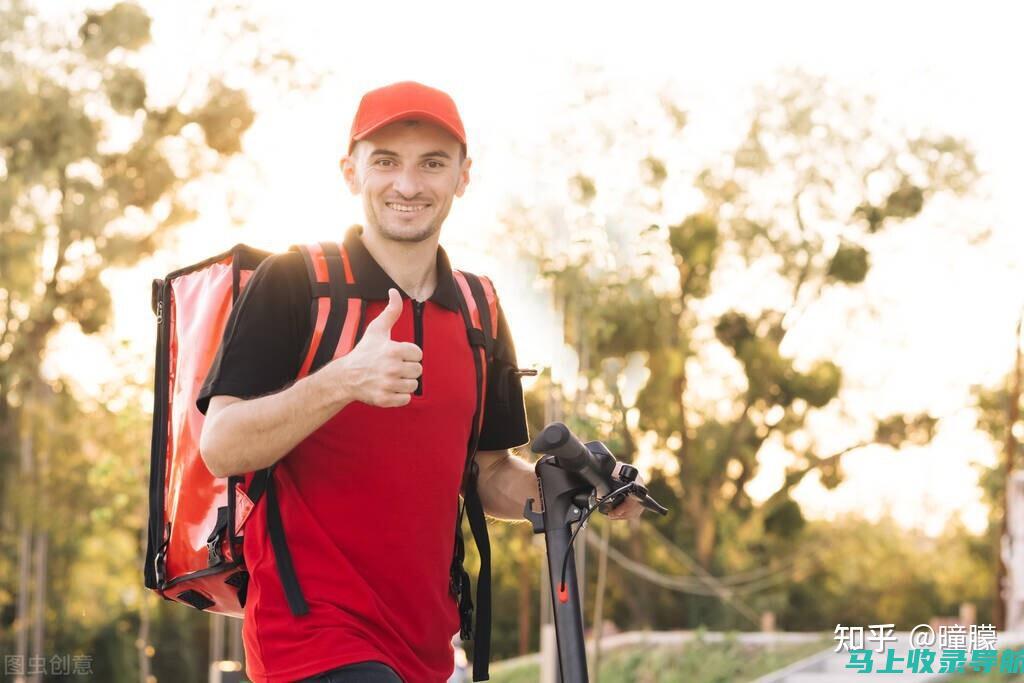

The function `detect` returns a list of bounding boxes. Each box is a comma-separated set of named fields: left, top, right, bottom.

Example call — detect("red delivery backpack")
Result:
left=144, top=238, right=502, bottom=680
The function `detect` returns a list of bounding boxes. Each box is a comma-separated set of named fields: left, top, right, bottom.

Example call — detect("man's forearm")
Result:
left=200, top=367, right=353, bottom=477
left=475, top=450, right=540, bottom=521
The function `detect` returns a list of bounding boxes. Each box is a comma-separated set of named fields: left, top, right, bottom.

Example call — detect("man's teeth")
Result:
left=387, top=202, right=428, bottom=213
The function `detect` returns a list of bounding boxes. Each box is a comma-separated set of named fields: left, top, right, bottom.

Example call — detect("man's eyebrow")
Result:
left=368, top=148, right=452, bottom=160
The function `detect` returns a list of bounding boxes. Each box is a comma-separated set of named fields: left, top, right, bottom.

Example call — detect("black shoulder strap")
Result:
left=450, top=270, right=499, bottom=681
left=241, top=241, right=363, bottom=618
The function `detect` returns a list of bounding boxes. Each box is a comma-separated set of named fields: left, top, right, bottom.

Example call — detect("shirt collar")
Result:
left=342, top=224, right=461, bottom=312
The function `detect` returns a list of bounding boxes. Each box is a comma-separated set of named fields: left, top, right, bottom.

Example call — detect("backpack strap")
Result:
left=239, top=241, right=365, bottom=618
left=450, top=270, right=499, bottom=682
left=296, top=241, right=363, bottom=376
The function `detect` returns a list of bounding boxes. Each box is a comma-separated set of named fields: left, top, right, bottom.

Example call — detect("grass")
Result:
left=488, top=634, right=833, bottom=683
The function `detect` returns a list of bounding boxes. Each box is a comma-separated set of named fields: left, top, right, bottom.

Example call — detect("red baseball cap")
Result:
left=348, top=81, right=467, bottom=155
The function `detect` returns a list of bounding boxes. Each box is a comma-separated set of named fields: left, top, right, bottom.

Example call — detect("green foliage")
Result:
left=635, top=348, right=685, bottom=434
left=855, top=183, right=927, bottom=233
left=883, top=183, right=926, bottom=219
left=508, top=69, right=971, bottom=634
left=80, top=2, right=151, bottom=57
left=827, top=241, right=870, bottom=284
left=0, top=1, right=256, bottom=398
left=105, top=66, right=147, bottom=114
left=195, top=82, right=257, bottom=155
left=591, top=285, right=676, bottom=358
left=714, top=317, right=841, bottom=408
left=570, top=173, right=597, bottom=203
left=0, top=2, right=306, bottom=679
left=781, top=517, right=993, bottom=630
left=104, top=139, right=176, bottom=209
left=669, top=213, right=719, bottom=298
left=1, top=82, right=98, bottom=179
left=763, top=498, right=805, bottom=539
left=971, top=377, right=1020, bottom=541
left=788, top=360, right=841, bottom=408
left=874, top=413, right=939, bottom=447
left=642, top=155, right=668, bottom=186
left=714, top=312, right=754, bottom=349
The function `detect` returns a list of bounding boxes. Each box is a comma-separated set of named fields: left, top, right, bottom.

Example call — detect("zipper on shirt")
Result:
left=413, top=299, right=425, bottom=396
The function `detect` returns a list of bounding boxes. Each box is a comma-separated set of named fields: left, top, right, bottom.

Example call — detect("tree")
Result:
left=972, top=314, right=1023, bottom=628
left=505, top=68, right=979, bottom=623
left=0, top=2, right=309, bottom=677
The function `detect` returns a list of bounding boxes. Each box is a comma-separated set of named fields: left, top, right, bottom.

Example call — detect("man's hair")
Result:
left=352, top=119, right=466, bottom=164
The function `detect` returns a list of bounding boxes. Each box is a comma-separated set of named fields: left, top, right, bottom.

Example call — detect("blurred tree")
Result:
left=0, top=1, right=311, bottom=678
left=781, top=515, right=992, bottom=630
left=972, top=317, right=1023, bottom=628
left=505, top=69, right=979, bottom=630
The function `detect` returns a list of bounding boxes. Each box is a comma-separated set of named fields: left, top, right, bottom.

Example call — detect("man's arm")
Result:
left=200, top=289, right=422, bottom=478
left=201, top=367, right=354, bottom=477
left=473, top=449, right=539, bottom=520
left=474, top=449, right=647, bottom=522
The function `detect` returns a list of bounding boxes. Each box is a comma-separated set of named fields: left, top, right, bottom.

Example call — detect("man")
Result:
left=197, top=81, right=644, bottom=683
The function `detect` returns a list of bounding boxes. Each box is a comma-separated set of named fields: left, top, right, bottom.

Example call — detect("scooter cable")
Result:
left=558, top=481, right=637, bottom=600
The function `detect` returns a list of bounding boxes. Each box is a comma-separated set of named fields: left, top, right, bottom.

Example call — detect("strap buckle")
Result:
left=451, top=565, right=474, bottom=640
left=207, top=535, right=223, bottom=566
left=153, top=523, right=170, bottom=587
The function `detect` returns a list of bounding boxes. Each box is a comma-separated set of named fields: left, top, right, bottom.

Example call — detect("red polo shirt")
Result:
left=198, top=226, right=528, bottom=682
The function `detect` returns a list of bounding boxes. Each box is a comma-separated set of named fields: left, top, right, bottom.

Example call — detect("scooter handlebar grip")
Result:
left=530, top=422, right=593, bottom=472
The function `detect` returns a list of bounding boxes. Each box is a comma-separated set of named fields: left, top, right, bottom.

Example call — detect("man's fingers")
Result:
left=393, top=379, right=418, bottom=394
left=398, top=361, right=423, bottom=379
left=380, top=392, right=412, bottom=408
left=395, top=341, right=423, bottom=362
left=609, top=498, right=645, bottom=520
left=372, top=379, right=418, bottom=407
left=363, top=288, right=403, bottom=338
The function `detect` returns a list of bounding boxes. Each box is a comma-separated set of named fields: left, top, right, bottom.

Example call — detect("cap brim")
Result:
left=350, top=109, right=466, bottom=152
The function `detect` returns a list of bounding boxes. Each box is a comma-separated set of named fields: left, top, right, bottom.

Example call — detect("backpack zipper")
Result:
left=413, top=299, right=424, bottom=396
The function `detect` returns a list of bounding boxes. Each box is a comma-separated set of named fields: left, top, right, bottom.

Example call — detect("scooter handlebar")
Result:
left=530, top=422, right=668, bottom=516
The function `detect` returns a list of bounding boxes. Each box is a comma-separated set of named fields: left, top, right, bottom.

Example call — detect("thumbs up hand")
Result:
left=329, top=288, right=423, bottom=408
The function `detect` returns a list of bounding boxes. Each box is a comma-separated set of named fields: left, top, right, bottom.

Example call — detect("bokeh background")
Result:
left=2, top=0, right=1024, bottom=681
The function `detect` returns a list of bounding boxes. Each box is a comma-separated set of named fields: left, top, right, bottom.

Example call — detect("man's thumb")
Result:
left=365, top=288, right=403, bottom=337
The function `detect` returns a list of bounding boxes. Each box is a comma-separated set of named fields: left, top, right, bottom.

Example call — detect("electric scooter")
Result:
left=524, top=422, right=669, bottom=683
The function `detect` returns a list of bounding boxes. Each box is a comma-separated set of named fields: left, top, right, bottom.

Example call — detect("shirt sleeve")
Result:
left=476, top=296, right=530, bottom=451
left=196, top=251, right=310, bottom=415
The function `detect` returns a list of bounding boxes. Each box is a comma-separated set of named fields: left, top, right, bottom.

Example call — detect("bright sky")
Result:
left=43, top=0, right=1024, bottom=535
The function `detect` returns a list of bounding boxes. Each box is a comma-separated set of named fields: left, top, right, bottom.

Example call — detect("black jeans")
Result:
left=297, top=661, right=403, bottom=682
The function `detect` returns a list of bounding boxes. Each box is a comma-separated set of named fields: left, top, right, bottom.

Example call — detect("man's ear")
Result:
left=454, top=156, right=472, bottom=198
left=340, top=153, right=360, bottom=196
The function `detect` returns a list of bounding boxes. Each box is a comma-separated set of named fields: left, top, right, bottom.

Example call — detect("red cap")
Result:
left=348, top=81, right=466, bottom=154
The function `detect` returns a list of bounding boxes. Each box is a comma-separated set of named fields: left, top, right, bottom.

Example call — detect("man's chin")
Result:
left=376, top=219, right=439, bottom=244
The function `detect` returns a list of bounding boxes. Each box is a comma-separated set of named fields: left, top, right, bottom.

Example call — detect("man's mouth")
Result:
left=386, top=202, right=430, bottom=213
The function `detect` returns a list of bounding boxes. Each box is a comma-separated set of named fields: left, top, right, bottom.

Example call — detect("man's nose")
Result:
left=392, top=166, right=424, bottom=198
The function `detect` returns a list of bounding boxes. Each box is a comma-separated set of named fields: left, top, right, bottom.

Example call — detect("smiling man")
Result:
left=196, top=81, right=644, bottom=683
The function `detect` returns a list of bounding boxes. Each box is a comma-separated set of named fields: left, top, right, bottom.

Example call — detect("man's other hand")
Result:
left=605, top=474, right=648, bottom=521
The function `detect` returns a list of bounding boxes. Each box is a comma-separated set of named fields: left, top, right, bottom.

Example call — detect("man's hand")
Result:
left=605, top=474, right=648, bottom=521
left=475, top=449, right=650, bottom=522
left=605, top=494, right=645, bottom=521
left=330, top=288, right=423, bottom=408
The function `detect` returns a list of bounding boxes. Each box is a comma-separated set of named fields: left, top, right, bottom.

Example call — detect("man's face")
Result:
left=341, top=119, right=470, bottom=244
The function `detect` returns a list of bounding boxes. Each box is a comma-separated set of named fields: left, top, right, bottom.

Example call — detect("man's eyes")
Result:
left=373, top=159, right=446, bottom=169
